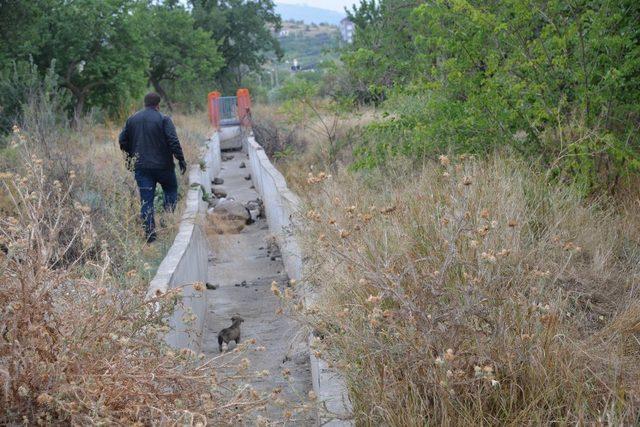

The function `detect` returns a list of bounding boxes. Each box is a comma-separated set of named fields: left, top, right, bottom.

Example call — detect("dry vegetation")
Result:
left=251, top=103, right=378, bottom=188
left=296, top=154, right=640, bottom=424
left=0, top=105, right=273, bottom=423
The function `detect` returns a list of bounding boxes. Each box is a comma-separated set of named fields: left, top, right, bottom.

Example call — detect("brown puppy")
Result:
left=218, top=316, right=244, bottom=352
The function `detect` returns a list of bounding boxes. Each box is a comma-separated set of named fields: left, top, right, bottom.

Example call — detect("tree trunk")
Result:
left=149, top=77, right=173, bottom=111
left=72, top=91, right=85, bottom=129
left=234, top=65, right=243, bottom=88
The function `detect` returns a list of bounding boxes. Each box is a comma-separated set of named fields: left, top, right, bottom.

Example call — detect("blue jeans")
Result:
left=134, top=168, right=178, bottom=239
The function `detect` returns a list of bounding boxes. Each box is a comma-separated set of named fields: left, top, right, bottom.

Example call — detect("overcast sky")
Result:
left=276, top=0, right=358, bottom=13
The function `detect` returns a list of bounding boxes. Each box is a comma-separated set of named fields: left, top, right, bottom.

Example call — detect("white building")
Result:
left=340, top=18, right=354, bottom=44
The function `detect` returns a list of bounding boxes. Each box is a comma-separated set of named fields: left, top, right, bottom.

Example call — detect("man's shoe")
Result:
left=146, top=233, right=157, bottom=244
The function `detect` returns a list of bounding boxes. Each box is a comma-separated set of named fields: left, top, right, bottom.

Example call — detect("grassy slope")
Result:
left=301, top=155, right=640, bottom=424
left=254, top=104, right=640, bottom=424
left=276, top=21, right=340, bottom=72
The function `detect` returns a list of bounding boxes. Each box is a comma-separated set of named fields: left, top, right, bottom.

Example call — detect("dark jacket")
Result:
left=119, top=107, right=185, bottom=170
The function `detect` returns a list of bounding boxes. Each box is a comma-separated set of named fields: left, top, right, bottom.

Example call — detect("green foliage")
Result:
left=191, top=0, right=283, bottom=91
left=277, top=79, right=321, bottom=141
left=143, top=3, right=224, bottom=110
left=0, top=0, right=280, bottom=125
left=0, top=0, right=146, bottom=118
left=0, top=60, right=72, bottom=141
left=0, top=1, right=54, bottom=65
left=276, top=23, right=340, bottom=71
left=277, top=77, right=348, bottom=166
left=278, top=77, right=318, bottom=103
left=344, top=0, right=423, bottom=104
left=40, top=0, right=148, bottom=116
left=345, top=0, right=640, bottom=192
left=272, top=145, right=295, bottom=160
left=0, top=61, right=46, bottom=134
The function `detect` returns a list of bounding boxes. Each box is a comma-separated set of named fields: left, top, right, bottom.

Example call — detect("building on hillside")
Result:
left=340, top=18, right=354, bottom=44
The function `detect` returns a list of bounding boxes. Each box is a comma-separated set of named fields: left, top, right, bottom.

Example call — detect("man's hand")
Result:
left=179, top=159, right=187, bottom=175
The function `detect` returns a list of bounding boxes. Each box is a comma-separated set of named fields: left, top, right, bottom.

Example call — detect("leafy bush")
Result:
left=0, top=61, right=68, bottom=136
left=344, top=0, right=640, bottom=192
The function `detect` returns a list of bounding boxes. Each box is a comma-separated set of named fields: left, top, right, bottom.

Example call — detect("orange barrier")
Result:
left=236, top=88, right=252, bottom=128
left=207, top=91, right=221, bottom=129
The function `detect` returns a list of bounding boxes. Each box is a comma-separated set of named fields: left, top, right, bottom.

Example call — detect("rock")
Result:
left=239, top=162, right=246, bottom=168
left=244, top=174, right=251, bottom=180
left=212, top=177, right=224, bottom=185
left=212, top=199, right=251, bottom=222
left=222, top=154, right=234, bottom=161
left=246, top=198, right=266, bottom=219
left=206, top=282, right=219, bottom=290
left=245, top=199, right=261, bottom=210
left=212, top=186, right=227, bottom=198
left=246, top=210, right=255, bottom=225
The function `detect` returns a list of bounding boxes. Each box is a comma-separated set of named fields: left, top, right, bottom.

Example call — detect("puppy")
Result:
left=218, top=315, right=244, bottom=352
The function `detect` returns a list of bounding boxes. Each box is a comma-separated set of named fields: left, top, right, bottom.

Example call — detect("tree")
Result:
left=190, top=0, right=283, bottom=90
left=343, top=0, right=422, bottom=104
left=38, top=0, right=148, bottom=118
left=143, top=3, right=224, bottom=109
left=0, top=0, right=55, bottom=66
left=0, top=0, right=289, bottom=127
left=342, top=0, right=640, bottom=191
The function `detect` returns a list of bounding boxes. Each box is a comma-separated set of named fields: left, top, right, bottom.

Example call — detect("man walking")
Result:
left=119, top=92, right=187, bottom=243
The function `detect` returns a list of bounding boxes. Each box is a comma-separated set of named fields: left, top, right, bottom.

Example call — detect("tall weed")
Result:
left=300, top=155, right=640, bottom=424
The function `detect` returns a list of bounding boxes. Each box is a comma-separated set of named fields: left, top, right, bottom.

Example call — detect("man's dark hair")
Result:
left=144, top=92, right=161, bottom=108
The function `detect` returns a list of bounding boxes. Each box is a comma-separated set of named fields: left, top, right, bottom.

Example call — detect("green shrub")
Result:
left=345, top=0, right=640, bottom=192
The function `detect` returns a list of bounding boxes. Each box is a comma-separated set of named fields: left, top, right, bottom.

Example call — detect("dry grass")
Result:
left=0, top=156, right=265, bottom=424
left=298, top=154, right=640, bottom=425
left=0, top=109, right=270, bottom=423
left=172, top=111, right=212, bottom=165
left=252, top=103, right=379, bottom=190
left=204, top=214, right=247, bottom=236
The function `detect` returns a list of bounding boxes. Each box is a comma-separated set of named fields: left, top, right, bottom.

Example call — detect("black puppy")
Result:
left=218, top=315, right=244, bottom=352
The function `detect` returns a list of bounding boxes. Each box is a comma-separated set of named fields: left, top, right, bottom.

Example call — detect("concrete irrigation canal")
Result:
left=146, top=121, right=351, bottom=425
left=203, top=140, right=313, bottom=423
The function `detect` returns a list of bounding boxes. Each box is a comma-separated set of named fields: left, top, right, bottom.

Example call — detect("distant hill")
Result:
left=275, top=3, right=345, bottom=25
left=276, top=21, right=340, bottom=70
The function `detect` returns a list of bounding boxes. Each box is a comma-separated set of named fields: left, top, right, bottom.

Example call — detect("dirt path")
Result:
left=202, top=150, right=314, bottom=425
